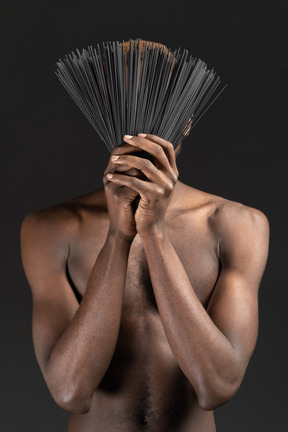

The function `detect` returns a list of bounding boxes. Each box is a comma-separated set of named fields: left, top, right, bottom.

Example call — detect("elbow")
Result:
left=194, top=361, right=244, bottom=411
left=54, top=389, right=92, bottom=415
left=198, top=383, right=239, bottom=411
left=43, top=362, right=93, bottom=414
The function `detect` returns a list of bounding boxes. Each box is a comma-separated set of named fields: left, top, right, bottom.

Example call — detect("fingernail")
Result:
left=111, top=155, right=119, bottom=161
left=138, top=133, right=147, bottom=137
left=107, top=173, right=113, bottom=179
left=124, top=135, right=133, bottom=139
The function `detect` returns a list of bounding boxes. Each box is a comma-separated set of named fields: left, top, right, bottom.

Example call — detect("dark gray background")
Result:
left=1, top=0, right=287, bottom=430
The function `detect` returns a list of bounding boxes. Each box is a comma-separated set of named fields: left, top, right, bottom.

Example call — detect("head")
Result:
left=117, top=39, right=193, bottom=157
left=119, top=39, right=175, bottom=63
left=174, top=111, right=194, bottom=157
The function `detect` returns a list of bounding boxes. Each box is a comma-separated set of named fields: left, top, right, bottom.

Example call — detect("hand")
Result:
left=103, top=142, right=146, bottom=241
left=105, top=133, right=179, bottom=236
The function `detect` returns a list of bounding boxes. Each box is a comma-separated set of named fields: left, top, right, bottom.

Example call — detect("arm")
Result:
left=140, top=204, right=269, bottom=410
left=107, top=133, right=270, bottom=411
left=20, top=144, right=142, bottom=414
left=21, top=210, right=132, bottom=414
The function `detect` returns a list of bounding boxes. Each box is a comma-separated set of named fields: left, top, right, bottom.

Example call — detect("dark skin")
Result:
left=20, top=133, right=269, bottom=431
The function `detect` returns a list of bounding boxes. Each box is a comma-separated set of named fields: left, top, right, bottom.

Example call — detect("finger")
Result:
left=140, top=134, right=179, bottom=182
left=138, top=133, right=178, bottom=172
left=123, top=135, right=178, bottom=183
left=105, top=172, right=155, bottom=198
left=111, top=154, right=166, bottom=185
left=123, top=135, right=171, bottom=173
left=104, top=179, right=139, bottom=203
left=104, top=143, right=143, bottom=176
left=103, top=166, right=143, bottom=186
left=111, top=142, right=144, bottom=156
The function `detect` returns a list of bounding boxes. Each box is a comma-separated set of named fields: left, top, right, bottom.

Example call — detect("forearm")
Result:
left=140, top=228, right=241, bottom=409
left=45, top=231, right=132, bottom=411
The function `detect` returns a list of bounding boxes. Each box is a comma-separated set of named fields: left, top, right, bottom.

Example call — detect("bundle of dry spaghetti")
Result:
left=55, top=38, right=227, bottom=152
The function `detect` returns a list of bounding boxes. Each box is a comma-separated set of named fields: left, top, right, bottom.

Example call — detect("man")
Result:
left=20, top=41, right=269, bottom=431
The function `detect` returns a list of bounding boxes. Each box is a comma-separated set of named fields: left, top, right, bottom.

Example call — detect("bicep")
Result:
left=21, top=211, right=79, bottom=373
left=207, top=205, right=269, bottom=368
left=31, top=272, right=79, bottom=373
left=207, top=267, right=259, bottom=367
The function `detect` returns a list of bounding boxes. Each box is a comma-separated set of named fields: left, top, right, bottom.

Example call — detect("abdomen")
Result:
left=66, top=311, right=216, bottom=432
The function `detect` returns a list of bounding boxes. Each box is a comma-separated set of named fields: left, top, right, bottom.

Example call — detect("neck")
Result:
left=167, top=180, right=186, bottom=212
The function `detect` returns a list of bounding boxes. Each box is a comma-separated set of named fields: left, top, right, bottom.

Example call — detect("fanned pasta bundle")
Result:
left=55, top=38, right=227, bottom=152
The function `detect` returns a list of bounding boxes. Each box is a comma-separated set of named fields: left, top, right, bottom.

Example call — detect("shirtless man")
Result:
left=20, top=43, right=269, bottom=432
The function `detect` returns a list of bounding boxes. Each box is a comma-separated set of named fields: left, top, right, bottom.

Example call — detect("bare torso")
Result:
left=63, top=183, right=222, bottom=431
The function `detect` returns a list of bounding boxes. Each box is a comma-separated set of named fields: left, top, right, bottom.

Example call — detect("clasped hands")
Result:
left=103, top=133, right=179, bottom=241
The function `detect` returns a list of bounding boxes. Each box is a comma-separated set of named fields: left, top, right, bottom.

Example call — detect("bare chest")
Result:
left=67, top=214, right=220, bottom=311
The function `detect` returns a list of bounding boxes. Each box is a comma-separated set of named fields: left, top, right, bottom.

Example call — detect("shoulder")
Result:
left=208, top=198, right=270, bottom=269
left=179, top=182, right=269, bottom=231
left=181, top=182, right=270, bottom=259
left=20, top=205, right=74, bottom=268
left=21, top=202, right=77, bottom=246
left=210, top=199, right=270, bottom=242
left=20, top=188, right=106, bottom=253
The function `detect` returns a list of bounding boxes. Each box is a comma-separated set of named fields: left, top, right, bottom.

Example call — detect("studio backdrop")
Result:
left=1, top=0, right=287, bottom=431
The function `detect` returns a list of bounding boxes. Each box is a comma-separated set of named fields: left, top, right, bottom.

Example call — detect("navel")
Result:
left=137, top=415, right=149, bottom=426
left=132, top=410, right=152, bottom=427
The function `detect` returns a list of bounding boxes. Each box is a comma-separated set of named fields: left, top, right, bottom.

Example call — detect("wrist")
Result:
left=107, top=228, right=136, bottom=245
left=138, top=224, right=166, bottom=242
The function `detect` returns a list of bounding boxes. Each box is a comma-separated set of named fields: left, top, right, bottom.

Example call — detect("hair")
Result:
left=119, top=39, right=185, bottom=152
left=175, top=141, right=183, bottom=156
left=120, top=39, right=172, bottom=60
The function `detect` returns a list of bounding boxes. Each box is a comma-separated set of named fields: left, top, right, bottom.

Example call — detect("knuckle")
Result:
left=167, top=141, right=174, bottom=151
left=163, top=179, right=174, bottom=195
left=171, top=172, right=178, bottom=184
left=113, top=191, right=121, bottom=201
left=153, top=184, right=164, bottom=196
left=128, top=168, right=139, bottom=176
left=130, top=177, right=138, bottom=188
left=156, top=146, right=164, bottom=157
left=111, top=145, right=122, bottom=155
left=142, top=158, right=153, bottom=169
